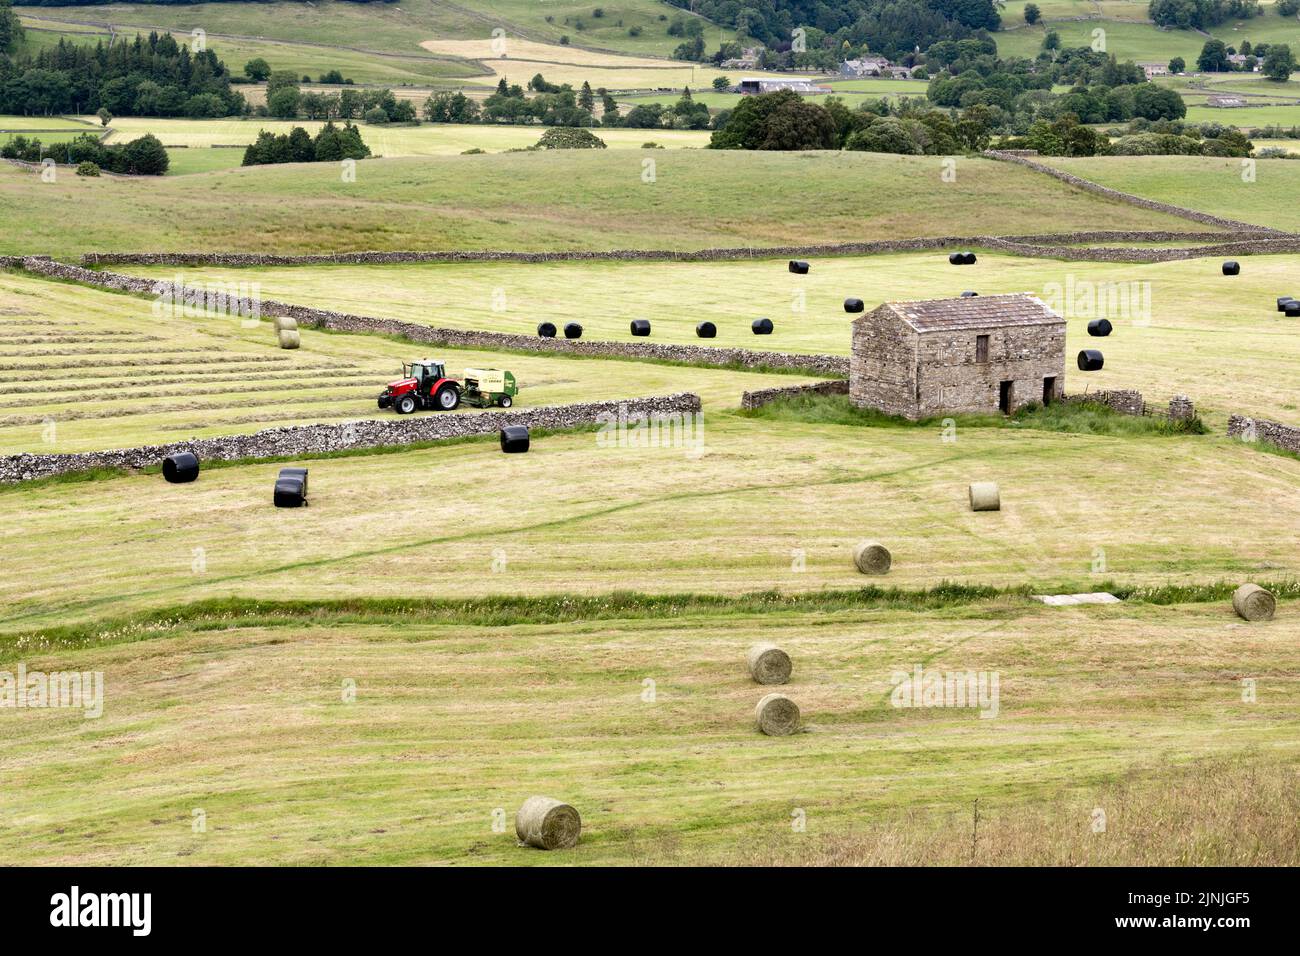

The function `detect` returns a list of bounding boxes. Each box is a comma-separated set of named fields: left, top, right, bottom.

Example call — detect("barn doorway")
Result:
left=1042, top=376, right=1056, bottom=406
left=999, top=380, right=1013, bottom=414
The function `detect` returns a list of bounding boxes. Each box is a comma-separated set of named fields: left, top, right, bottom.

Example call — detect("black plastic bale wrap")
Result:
left=961, top=291, right=978, bottom=298
left=948, top=252, right=962, bottom=265
left=843, top=298, right=864, bottom=313
left=1222, top=261, right=1240, bottom=276
left=536, top=322, right=557, bottom=338
left=162, top=452, right=200, bottom=484
left=1077, top=349, right=1105, bottom=372
left=274, top=476, right=307, bottom=508
left=563, top=322, right=583, bottom=339
left=752, top=317, right=774, bottom=335
left=630, top=319, right=651, bottom=337
left=1277, top=297, right=1296, bottom=313
left=279, top=467, right=308, bottom=499
left=696, top=321, right=717, bottom=338
left=788, top=260, right=809, bottom=275
left=1288, top=303, right=1300, bottom=318
left=1087, top=318, right=1113, bottom=337
left=500, top=425, right=530, bottom=453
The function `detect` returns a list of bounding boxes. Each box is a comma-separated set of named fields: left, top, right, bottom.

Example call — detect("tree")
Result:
left=1168, top=56, right=1186, bottom=74
left=0, top=0, right=24, bottom=54
left=1263, top=44, right=1297, bottom=81
left=578, top=81, right=595, bottom=113
left=266, top=71, right=300, bottom=99
left=268, top=88, right=301, bottom=119
left=1279, top=0, right=1300, bottom=14
left=122, top=134, right=169, bottom=175
left=846, top=118, right=922, bottom=154
left=244, top=58, right=272, bottom=82
left=535, top=127, right=607, bottom=148
left=96, top=107, right=112, bottom=126
left=710, top=90, right=836, bottom=150
left=712, top=76, right=730, bottom=91
left=1198, top=39, right=1231, bottom=73
left=1024, top=3, right=1042, bottom=24
left=1043, top=31, right=1061, bottom=52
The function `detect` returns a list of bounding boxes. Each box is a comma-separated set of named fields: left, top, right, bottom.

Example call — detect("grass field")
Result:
left=1, top=597, right=1296, bottom=864
left=121, top=251, right=1300, bottom=425
left=0, top=151, right=1217, bottom=258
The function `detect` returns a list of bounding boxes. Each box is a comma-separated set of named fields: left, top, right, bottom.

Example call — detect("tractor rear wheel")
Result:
left=435, top=385, right=460, bottom=411
left=395, top=394, right=417, bottom=415
left=498, top=395, right=512, bottom=408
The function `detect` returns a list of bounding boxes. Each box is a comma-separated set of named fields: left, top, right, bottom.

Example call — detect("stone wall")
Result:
left=1228, top=414, right=1300, bottom=454
left=984, top=150, right=1289, bottom=235
left=741, top=379, right=850, bottom=410
left=0, top=392, right=703, bottom=483
left=16, top=258, right=849, bottom=377
left=1063, top=388, right=1146, bottom=416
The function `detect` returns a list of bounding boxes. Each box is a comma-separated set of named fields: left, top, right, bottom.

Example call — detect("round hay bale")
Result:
left=1222, top=260, right=1240, bottom=276
left=162, top=452, right=200, bottom=484
left=1276, top=297, right=1296, bottom=313
left=788, top=260, right=809, bottom=275
left=1287, top=303, right=1300, bottom=318
left=961, top=291, right=978, bottom=298
left=746, top=643, right=792, bottom=685
left=752, top=317, right=774, bottom=335
left=1077, top=349, right=1104, bottom=371
left=948, top=252, right=962, bottom=265
left=844, top=297, right=864, bottom=313
left=273, top=475, right=306, bottom=508
left=630, top=319, right=651, bottom=337
left=961, top=252, right=977, bottom=265
left=536, top=322, right=557, bottom=338
left=515, top=796, right=581, bottom=850
left=500, top=425, right=530, bottom=453
left=279, top=466, right=308, bottom=499
left=852, top=540, right=892, bottom=574
left=1233, top=583, right=1275, bottom=622
left=968, top=481, right=1001, bottom=512
left=563, top=322, right=583, bottom=339
left=755, top=693, right=800, bottom=736
left=696, top=321, right=717, bottom=338
left=1087, top=319, right=1112, bottom=337
left=278, top=329, right=300, bottom=350
left=273, top=316, right=298, bottom=333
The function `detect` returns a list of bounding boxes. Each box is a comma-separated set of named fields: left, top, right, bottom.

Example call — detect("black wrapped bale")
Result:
left=1222, top=261, right=1240, bottom=276
left=162, top=452, right=200, bottom=484
left=273, top=476, right=307, bottom=508
left=844, top=298, right=864, bottom=313
left=696, top=321, right=717, bottom=338
left=752, top=317, right=774, bottom=335
left=536, top=322, right=557, bottom=338
left=788, top=260, right=809, bottom=275
left=961, top=291, right=978, bottom=298
left=1087, top=318, right=1113, bottom=337
left=1276, top=297, right=1296, bottom=313
left=563, top=322, right=583, bottom=339
left=961, top=252, right=977, bottom=265
left=1077, top=349, right=1104, bottom=372
left=1287, top=303, right=1300, bottom=318
left=630, top=319, right=651, bottom=337
left=948, top=252, right=962, bottom=265
left=500, top=425, right=530, bottom=453
left=279, top=467, right=308, bottom=499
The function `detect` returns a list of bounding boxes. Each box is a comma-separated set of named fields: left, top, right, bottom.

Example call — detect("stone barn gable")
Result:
left=850, top=293, right=1066, bottom=420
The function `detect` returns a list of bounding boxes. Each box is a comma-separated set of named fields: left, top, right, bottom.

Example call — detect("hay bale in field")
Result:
left=852, top=540, right=892, bottom=574
left=1222, top=261, right=1240, bottom=276
left=162, top=452, right=199, bottom=484
left=1233, top=583, right=1275, bottom=622
left=696, top=321, right=717, bottom=338
left=1077, top=349, right=1104, bottom=371
left=747, top=643, right=792, bottom=685
left=500, top=425, right=530, bottom=453
left=278, top=329, right=300, bottom=350
left=1276, top=297, right=1296, bottom=313
left=630, top=319, right=651, bottom=337
left=844, top=297, right=864, bottom=313
left=515, top=796, right=581, bottom=850
left=961, top=291, right=978, bottom=298
left=968, top=481, right=1000, bottom=512
left=948, top=252, right=962, bottom=265
left=789, top=260, right=809, bottom=275
left=279, top=466, right=308, bottom=499
left=1287, top=303, right=1300, bottom=318
left=752, top=317, right=774, bottom=335
left=273, top=316, right=298, bottom=333
left=537, top=322, right=557, bottom=338
left=1087, top=319, right=1112, bottom=337
left=755, top=693, right=800, bottom=736
left=563, top=322, right=583, bottom=339
left=273, top=475, right=306, bottom=508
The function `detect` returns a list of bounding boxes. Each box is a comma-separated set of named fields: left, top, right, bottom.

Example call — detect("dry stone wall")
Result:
left=1228, top=414, right=1300, bottom=454
left=1063, top=388, right=1147, bottom=416
left=741, top=379, right=850, bottom=410
left=0, top=392, right=702, bottom=483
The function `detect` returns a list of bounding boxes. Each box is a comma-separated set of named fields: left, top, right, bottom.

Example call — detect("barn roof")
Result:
left=858, top=293, right=1064, bottom=334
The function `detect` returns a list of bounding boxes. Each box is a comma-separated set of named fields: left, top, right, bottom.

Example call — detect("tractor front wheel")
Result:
left=498, top=395, right=512, bottom=408
left=395, top=394, right=417, bottom=415
left=435, top=385, right=460, bottom=411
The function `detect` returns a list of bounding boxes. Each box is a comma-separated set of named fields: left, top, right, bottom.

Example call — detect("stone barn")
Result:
left=850, top=293, right=1066, bottom=420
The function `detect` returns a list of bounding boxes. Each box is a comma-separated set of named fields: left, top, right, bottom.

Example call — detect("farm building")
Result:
left=736, top=78, right=833, bottom=95
left=850, top=294, right=1066, bottom=420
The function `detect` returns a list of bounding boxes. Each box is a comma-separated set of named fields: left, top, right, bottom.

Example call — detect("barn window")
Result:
left=975, top=334, right=989, bottom=363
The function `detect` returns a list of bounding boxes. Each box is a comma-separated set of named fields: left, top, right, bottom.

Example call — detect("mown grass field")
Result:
left=0, top=151, right=1215, bottom=258
left=1, top=598, right=1296, bottom=865
left=123, top=251, right=1300, bottom=425
left=0, top=269, right=801, bottom=454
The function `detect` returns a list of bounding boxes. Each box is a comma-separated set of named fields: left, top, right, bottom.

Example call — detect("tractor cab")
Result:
left=377, top=358, right=461, bottom=414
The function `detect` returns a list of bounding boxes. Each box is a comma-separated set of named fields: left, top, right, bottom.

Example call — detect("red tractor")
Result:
left=377, top=359, right=461, bottom=414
